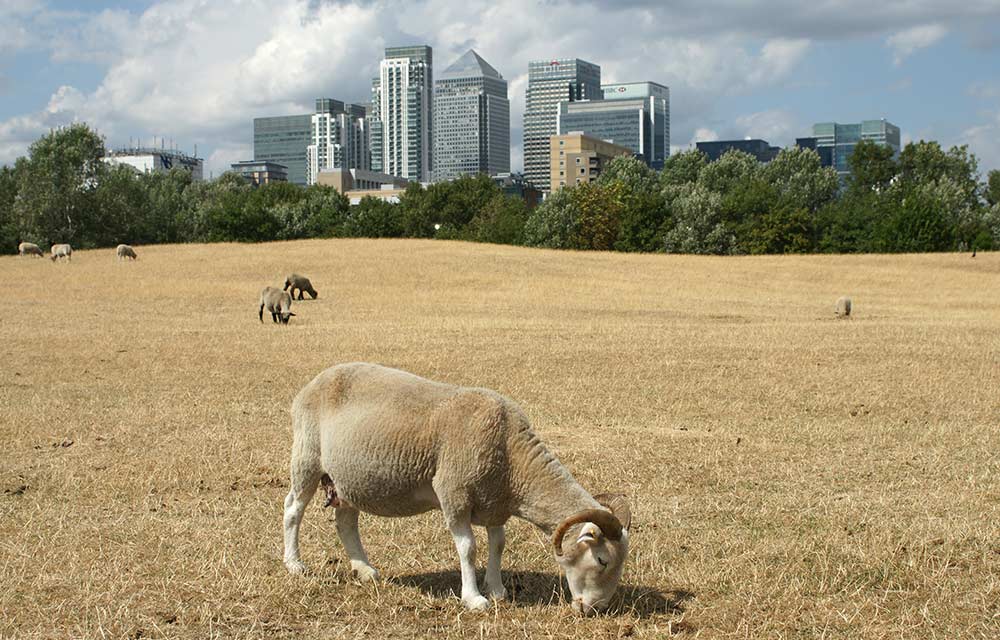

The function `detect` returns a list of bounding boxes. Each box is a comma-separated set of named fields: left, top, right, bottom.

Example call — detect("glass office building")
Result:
left=810, top=119, right=901, bottom=177
left=524, top=58, right=602, bottom=191
left=433, top=50, right=509, bottom=181
left=253, top=114, right=312, bottom=186
left=557, top=81, right=670, bottom=169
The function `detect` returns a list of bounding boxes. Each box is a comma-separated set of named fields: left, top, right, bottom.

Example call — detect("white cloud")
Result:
left=733, top=109, right=799, bottom=145
left=886, top=24, right=947, bottom=65
left=692, top=128, right=720, bottom=144
left=960, top=112, right=1000, bottom=174
left=1, top=1, right=997, bottom=175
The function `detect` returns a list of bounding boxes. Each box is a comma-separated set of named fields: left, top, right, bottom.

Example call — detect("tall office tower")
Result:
left=306, top=98, right=369, bottom=185
left=370, top=45, right=433, bottom=181
left=254, top=114, right=312, bottom=186
left=799, top=119, right=901, bottom=177
left=432, top=50, right=510, bottom=182
left=523, top=58, right=601, bottom=191
left=557, top=81, right=670, bottom=170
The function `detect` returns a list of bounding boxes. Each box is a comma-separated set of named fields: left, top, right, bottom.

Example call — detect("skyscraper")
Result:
left=306, top=98, right=370, bottom=185
left=370, top=45, right=433, bottom=182
left=523, top=58, right=602, bottom=192
left=802, top=119, right=901, bottom=177
left=253, top=114, right=312, bottom=186
left=432, top=50, right=510, bottom=181
left=557, top=81, right=670, bottom=169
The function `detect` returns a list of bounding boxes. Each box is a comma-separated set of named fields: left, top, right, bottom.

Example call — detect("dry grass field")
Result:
left=1, top=239, right=998, bottom=639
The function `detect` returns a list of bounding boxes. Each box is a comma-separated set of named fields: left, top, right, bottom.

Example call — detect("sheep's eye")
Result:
left=596, top=557, right=608, bottom=568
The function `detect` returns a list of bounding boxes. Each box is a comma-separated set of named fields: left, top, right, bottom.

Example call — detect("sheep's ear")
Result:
left=288, top=312, right=296, bottom=316
left=594, top=493, right=631, bottom=531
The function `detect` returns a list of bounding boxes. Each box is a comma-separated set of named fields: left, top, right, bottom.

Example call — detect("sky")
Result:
left=2, top=0, right=1000, bottom=178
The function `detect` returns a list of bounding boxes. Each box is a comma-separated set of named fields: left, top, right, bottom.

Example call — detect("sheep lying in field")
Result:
left=116, top=244, right=138, bottom=260
left=283, top=273, right=317, bottom=300
left=259, top=286, right=295, bottom=324
left=18, top=242, right=43, bottom=257
left=283, top=363, right=632, bottom=615
left=50, top=244, right=72, bottom=262
left=835, top=296, right=852, bottom=318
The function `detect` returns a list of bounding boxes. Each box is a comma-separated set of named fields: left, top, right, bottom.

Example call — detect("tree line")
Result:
left=3, top=123, right=999, bottom=255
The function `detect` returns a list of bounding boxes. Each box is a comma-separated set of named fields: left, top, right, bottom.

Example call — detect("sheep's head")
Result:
left=280, top=311, right=295, bottom=324
left=553, top=493, right=631, bottom=615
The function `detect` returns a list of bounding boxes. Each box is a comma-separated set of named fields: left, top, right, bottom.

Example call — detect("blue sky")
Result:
left=2, top=0, right=999, bottom=177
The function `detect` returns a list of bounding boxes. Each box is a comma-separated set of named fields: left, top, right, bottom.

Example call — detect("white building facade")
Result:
left=370, top=45, right=433, bottom=182
left=306, top=99, right=369, bottom=185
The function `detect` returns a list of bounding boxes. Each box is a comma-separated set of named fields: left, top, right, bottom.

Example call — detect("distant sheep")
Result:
left=18, top=242, right=43, bottom=257
left=283, top=363, right=632, bottom=614
left=283, top=273, right=318, bottom=300
left=50, top=244, right=72, bottom=262
left=259, top=286, right=295, bottom=324
left=116, top=244, right=138, bottom=260
left=835, top=296, right=852, bottom=318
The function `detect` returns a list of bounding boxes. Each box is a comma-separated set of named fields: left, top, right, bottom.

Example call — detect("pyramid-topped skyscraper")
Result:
left=432, top=50, right=510, bottom=181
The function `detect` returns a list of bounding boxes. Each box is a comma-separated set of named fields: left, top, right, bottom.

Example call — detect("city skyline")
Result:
left=1, top=1, right=999, bottom=178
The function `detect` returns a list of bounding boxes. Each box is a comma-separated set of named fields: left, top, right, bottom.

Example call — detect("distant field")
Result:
left=1, top=240, right=998, bottom=639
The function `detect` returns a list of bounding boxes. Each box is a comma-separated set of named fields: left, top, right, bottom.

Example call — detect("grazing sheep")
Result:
left=50, top=244, right=72, bottom=262
left=116, top=244, right=138, bottom=260
left=283, top=273, right=318, bottom=300
left=18, top=242, right=43, bottom=257
left=259, top=286, right=295, bottom=324
left=283, top=363, right=632, bottom=614
left=835, top=296, right=852, bottom=318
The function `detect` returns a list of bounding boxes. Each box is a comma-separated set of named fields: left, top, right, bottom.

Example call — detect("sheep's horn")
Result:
left=593, top=493, right=632, bottom=531
left=553, top=509, right=623, bottom=556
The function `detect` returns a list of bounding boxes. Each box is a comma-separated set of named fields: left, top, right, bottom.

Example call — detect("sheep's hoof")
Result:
left=485, top=584, right=507, bottom=601
left=351, top=563, right=380, bottom=583
left=285, top=560, right=308, bottom=575
left=463, top=595, right=491, bottom=611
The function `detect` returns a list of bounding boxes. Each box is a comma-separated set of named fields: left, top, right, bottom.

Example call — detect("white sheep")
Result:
left=50, top=244, right=72, bottom=262
left=259, top=286, right=295, bottom=324
left=283, top=273, right=318, bottom=300
left=283, top=363, right=632, bottom=614
left=835, top=296, right=852, bottom=318
left=116, top=244, right=138, bottom=261
left=18, top=242, right=43, bottom=257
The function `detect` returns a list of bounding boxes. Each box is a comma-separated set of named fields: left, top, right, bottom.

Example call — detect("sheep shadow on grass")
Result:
left=389, top=570, right=692, bottom=618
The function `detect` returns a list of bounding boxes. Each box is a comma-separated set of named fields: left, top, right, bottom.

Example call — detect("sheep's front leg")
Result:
left=484, top=525, right=507, bottom=600
left=335, top=506, right=379, bottom=582
left=448, top=518, right=490, bottom=610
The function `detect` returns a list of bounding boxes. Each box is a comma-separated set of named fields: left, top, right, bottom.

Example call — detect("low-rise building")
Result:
left=696, top=139, right=781, bottom=163
left=316, top=168, right=410, bottom=204
left=103, top=146, right=204, bottom=180
left=550, top=132, right=633, bottom=190
left=492, top=172, right=542, bottom=209
left=231, top=160, right=288, bottom=186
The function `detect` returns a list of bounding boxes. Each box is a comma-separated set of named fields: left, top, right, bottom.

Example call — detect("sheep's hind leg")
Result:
left=335, top=506, right=380, bottom=582
left=484, top=525, right=507, bottom=600
left=283, top=465, right=321, bottom=574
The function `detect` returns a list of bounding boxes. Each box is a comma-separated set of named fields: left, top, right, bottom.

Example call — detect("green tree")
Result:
left=846, top=139, right=897, bottom=194
left=93, top=164, right=151, bottom=246
left=462, top=194, right=528, bottom=245
left=142, top=167, right=194, bottom=244
left=273, top=185, right=349, bottom=239
left=397, top=182, right=435, bottom=238
left=343, top=196, right=403, bottom=238
left=985, top=169, right=1000, bottom=207
left=662, top=184, right=733, bottom=254
left=596, top=156, right=668, bottom=252
left=14, top=123, right=106, bottom=247
left=660, top=149, right=707, bottom=188
left=697, top=149, right=760, bottom=196
left=764, top=146, right=839, bottom=212
left=524, top=187, right=579, bottom=249
left=0, top=163, right=21, bottom=253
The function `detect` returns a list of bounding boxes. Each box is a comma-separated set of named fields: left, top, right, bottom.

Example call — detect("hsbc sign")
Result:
left=602, top=83, right=667, bottom=100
